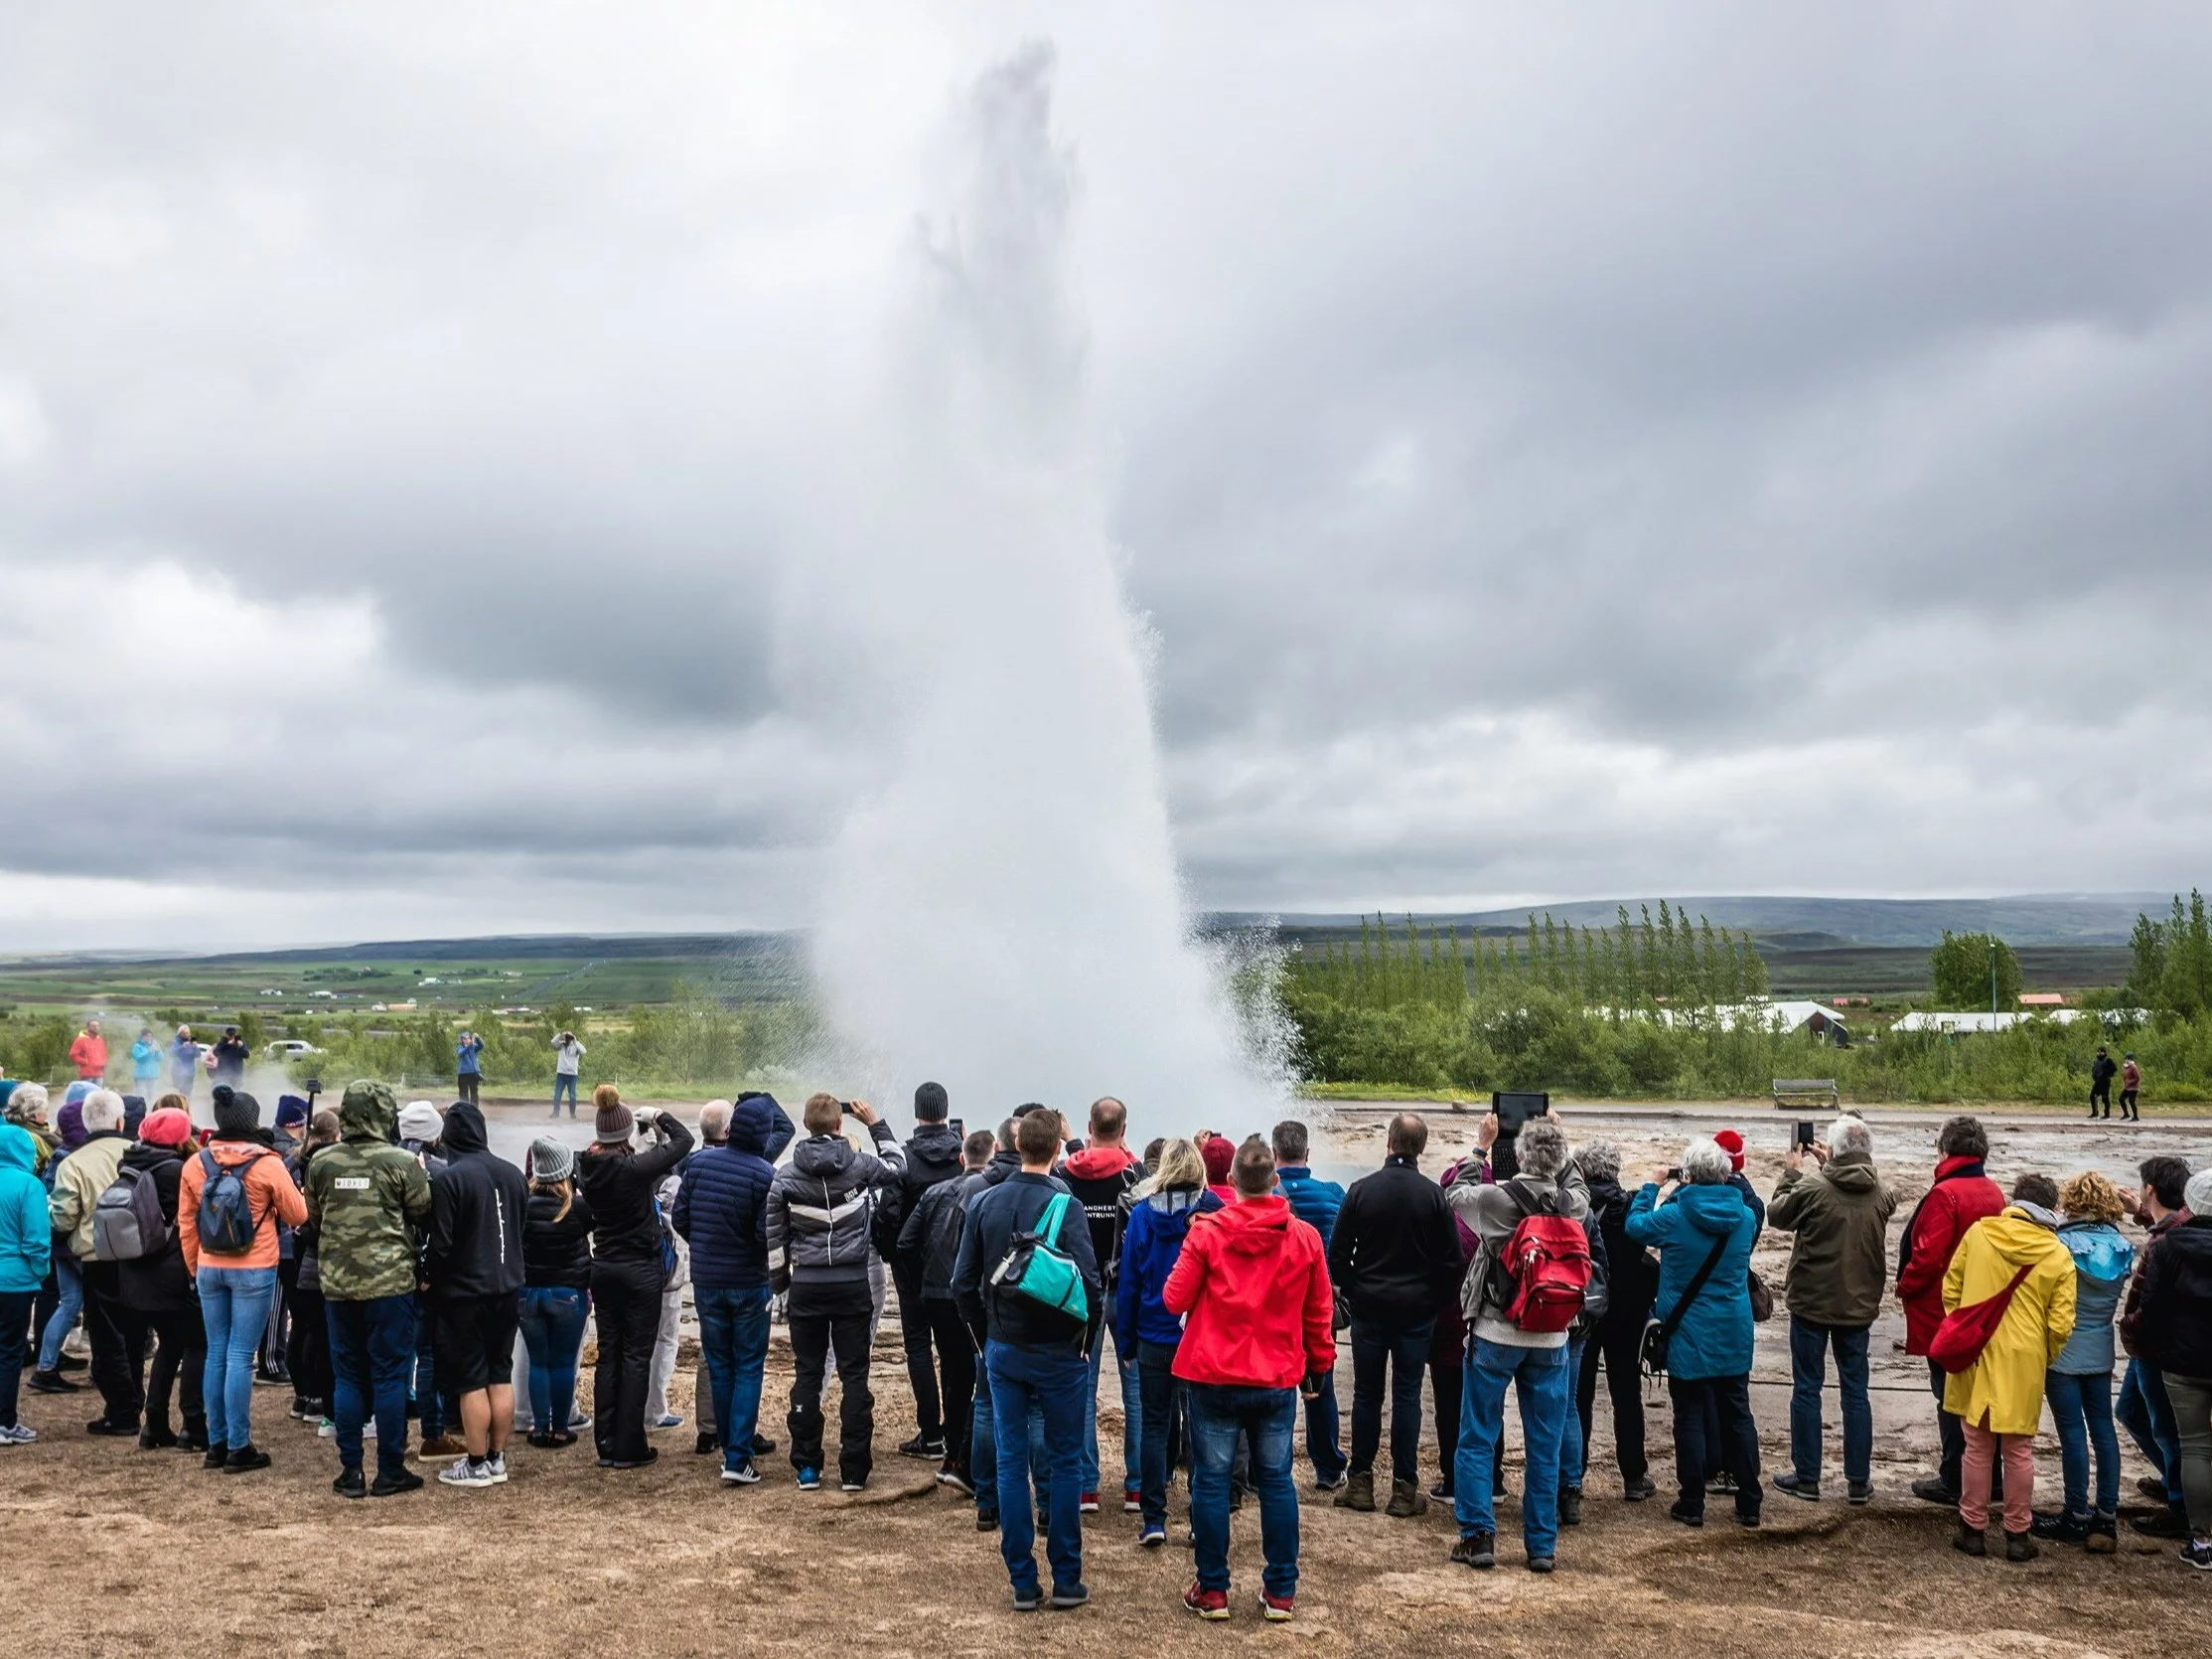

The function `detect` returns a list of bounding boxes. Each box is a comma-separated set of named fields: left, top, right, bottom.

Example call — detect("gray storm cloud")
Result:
left=1, top=2, right=2208, bottom=950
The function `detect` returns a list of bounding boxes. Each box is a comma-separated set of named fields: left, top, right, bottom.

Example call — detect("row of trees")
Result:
left=1291, top=905, right=1770, bottom=1014
left=2128, top=891, right=2212, bottom=1019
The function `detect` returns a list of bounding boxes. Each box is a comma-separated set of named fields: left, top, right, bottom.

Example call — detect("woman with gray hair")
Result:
left=1626, top=1137, right=1762, bottom=1529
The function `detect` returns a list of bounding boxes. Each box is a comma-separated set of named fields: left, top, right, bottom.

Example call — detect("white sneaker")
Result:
left=317, top=1418, right=373, bottom=1439
left=486, top=1453, right=509, bottom=1484
left=721, top=1460, right=761, bottom=1485
left=568, top=1409, right=591, bottom=1431
left=437, top=1458, right=496, bottom=1489
left=0, top=1424, right=37, bottom=1444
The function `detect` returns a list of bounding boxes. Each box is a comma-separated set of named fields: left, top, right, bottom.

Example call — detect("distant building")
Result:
left=2018, top=992, right=2066, bottom=1007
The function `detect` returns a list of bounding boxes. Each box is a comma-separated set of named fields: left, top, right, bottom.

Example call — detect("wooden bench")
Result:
left=1772, top=1078, right=1840, bottom=1111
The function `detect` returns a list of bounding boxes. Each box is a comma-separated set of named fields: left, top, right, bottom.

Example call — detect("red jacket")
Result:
left=70, top=1032, right=107, bottom=1081
left=1896, top=1155, right=2004, bottom=1354
left=1163, top=1195, right=1335, bottom=1390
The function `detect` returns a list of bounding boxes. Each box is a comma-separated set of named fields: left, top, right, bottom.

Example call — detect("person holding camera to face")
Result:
left=550, top=1032, right=586, bottom=1120
left=765, top=1093, right=904, bottom=1492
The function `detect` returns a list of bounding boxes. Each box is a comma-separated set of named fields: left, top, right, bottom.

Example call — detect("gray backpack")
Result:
left=92, top=1163, right=172, bottom=1262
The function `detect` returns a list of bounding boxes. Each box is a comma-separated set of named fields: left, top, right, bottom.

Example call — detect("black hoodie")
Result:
left=1585, top=1174, right=1660, bottom=1330
left=874, top=1121, right=967, bottom=1260
left=426, top=1101, right=528, bottom=1299
left=578, top=1112, right=695, bottom=1271
left=114, top=1140, right=194, bottom=1315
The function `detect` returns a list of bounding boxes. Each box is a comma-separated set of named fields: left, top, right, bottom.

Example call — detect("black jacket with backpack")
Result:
left=426, top=1102, right=528, bottom=1299
left=113, top=1141, right=193, bottom=1314
left=951, top=1169, right=1100, bottom=1350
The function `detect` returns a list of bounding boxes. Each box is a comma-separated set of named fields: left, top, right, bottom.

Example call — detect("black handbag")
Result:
left=1640, top=1234, right=1728, bottom=1379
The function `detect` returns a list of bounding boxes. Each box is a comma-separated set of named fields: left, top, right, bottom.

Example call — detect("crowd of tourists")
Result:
left=2, top=1073, right=2209, bottom=1618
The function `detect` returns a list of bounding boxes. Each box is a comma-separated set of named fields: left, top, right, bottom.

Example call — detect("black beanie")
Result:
left=213, top=1086, right=261, bottom=1138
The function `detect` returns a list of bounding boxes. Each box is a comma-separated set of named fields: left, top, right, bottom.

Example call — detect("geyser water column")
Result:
left=810, top=44, right=1280, bottom=1129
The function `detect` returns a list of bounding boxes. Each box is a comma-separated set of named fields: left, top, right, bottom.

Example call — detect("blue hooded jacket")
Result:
left=1115, top=1186, right=1225, bottom=1352
left=1626, top=1179, right=1758, bottom=1381
left=0, top=1124, right=53, bottom=1293
left=2050, top=1218, right=2134, bottom=1375
left=1274, top=1165, right=1345, bottom=1250
left=671, top=1092, right=795, bottom=1291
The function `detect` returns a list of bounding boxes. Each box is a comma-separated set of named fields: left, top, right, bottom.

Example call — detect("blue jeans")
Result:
left=38, top=1251, right=83, bottom=1371
left=327, top=1294, right=417, bottom=1479
left=696, top=1285, right=773, bottom=1471
left=197, top=1265, right=277, bottom=1450
left=517, top=1285, right=590, bottom=1435
left=1454, top=1337, right=1569, bottom=1558
left=411, top=1291, right=447, bottom=1438
left=2046, top=1369, right=2119, bottom=1518
left=1788, top=1316, right=1871, bottom=1485
left=1348, top=1311, right=1434, bottom=1482
left=2118, top=1359, right=2182, bottom=1508
left=1083, top=1316, right=1141, bottom=1496
left=1190, top=1383, right=1300, bottom=1597
left=551, top=1074, right=578, bottom=1115
left=986, top=1340, right=1088, bottom=1597
left=1135, top=1338, right=1186, bottom=1527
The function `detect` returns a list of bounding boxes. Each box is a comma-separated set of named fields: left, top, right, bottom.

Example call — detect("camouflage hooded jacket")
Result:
left=304, top=1080, right=432, bottom=1302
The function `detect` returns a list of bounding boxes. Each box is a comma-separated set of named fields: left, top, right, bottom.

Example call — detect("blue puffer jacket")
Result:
left=1626, top=1179, right=1758, bottom=1381
left=1275, top=1165, right=1345, bottom=1250
left=2049, top=1219, right=2133, bottom=1375
left=0, top=1124, right=52, bottom=1293
left=671, top=1092, right=796, bottom=1291
left=1115, top=1186, right=1224, bottom=1352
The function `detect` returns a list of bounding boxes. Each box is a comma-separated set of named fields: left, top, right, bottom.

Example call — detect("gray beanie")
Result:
left=529, top=1136, right=575, bottom=1183
left=2186, top=1168, right=2212, bottom=1217
left=396, top=1101, right=444, bottom=1144
left=212, top=1085, right=261, bottom=1138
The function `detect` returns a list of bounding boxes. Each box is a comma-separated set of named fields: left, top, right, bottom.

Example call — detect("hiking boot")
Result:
left=1048, top=1584, right=1089, bottom=1609
left=369, top=1468, right=425, bottom=1497
left=2003, top=1530, right=2038, bottom=1563
left=415, top=1433, right=468, bottom=1460
left=1624, top=1474, right=1657, bottom=1502
left=1259, top=1590, right=1294, bottom=1621
left=1952, top=1523, right=1987, bottom=1558
left=2085, top=1513, right=2118, bottom=1554
left=1773, top=1472, right=1820, bottom=1502
left=1334, top=1470, right=1376, bottom=1512
left=28, top=1369, right=80, bottom=1394
left=332, top=1466, right=367, bottom=1499
left=1668, top=1501, right=1704, bottom=1528
left=1558, top=1487, right=1582, bottom=1527
left=1847, top=1480, right=1873, bottom=1506
left=223, top=1444, right=272, bottom=1473
left=1183, top=1583, right=1230, bottom=1619
left=1449, top=1531, right=1497, bottom=1570
left=1912, top=1476, right=1959, bottom=1506
left=202, top=1441, right=229, bottom=1469
left=1386, top=1477, right=1428, bottom=1518
left=2131, top=1507, right=2190, bottom=1539
left=2030, top=1511, right=2088, bottom=1545
left=898, top=1432, right=946, bottom=1460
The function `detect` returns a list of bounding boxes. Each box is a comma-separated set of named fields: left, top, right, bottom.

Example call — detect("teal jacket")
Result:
left=1626, top=1180, right=1758, bottom=1381
left=0, top=1125, right=53, bottom=1293
left=2049, top=1219, right=2133, bottom=1376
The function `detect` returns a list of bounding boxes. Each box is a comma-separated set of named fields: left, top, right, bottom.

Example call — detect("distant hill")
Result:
left=1247, top=893, right=2165, bottom=948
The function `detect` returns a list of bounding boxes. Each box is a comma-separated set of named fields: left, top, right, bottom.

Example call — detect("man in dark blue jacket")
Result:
left=954, top=1109, right=1102, bottom=1611
left=1272, top=1119, right=1348, bottom=1489
left=672, top=1091, right=795, bottom=1484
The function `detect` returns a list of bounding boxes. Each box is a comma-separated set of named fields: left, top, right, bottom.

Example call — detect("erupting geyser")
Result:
left=810, top=44, right=1284, bottom=1129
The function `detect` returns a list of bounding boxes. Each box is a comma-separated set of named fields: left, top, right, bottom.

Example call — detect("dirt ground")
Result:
left=6, top=1104, right=2204, bottom=1656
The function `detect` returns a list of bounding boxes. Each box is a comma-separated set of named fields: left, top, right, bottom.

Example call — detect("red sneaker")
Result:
left=1259, top=1591, right=1294, bottom=1622
left=1079, top=1490, right=1101, bottom=1514
left=1183, top=1583, right=1230, bottom=1620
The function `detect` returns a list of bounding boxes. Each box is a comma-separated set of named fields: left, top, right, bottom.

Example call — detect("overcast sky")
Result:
left=4, top=3, right=2209, bottom=952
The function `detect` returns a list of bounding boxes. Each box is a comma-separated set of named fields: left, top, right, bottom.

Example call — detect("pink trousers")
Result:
left=1960, top=1422, right=2033, bottom=1533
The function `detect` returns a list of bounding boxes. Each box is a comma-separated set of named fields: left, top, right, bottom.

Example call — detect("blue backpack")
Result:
left=196, top=1148, right=270, bottom=1257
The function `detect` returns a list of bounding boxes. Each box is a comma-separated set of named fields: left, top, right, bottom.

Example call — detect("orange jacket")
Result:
left=70, top=1032, right=107, bottom=1080
left=179, top=1140, right=308, bottom=1274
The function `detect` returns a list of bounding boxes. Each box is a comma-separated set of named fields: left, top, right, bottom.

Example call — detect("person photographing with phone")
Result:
left=765, top=1093, right=904, bottom=1492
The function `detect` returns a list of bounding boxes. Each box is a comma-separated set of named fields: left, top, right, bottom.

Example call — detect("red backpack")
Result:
left=1496, top=1188, right=1593, bottom=1334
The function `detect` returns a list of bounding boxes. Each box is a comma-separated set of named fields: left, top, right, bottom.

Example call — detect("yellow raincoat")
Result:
left=1942, top=1207, right=2076, bottom=1435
